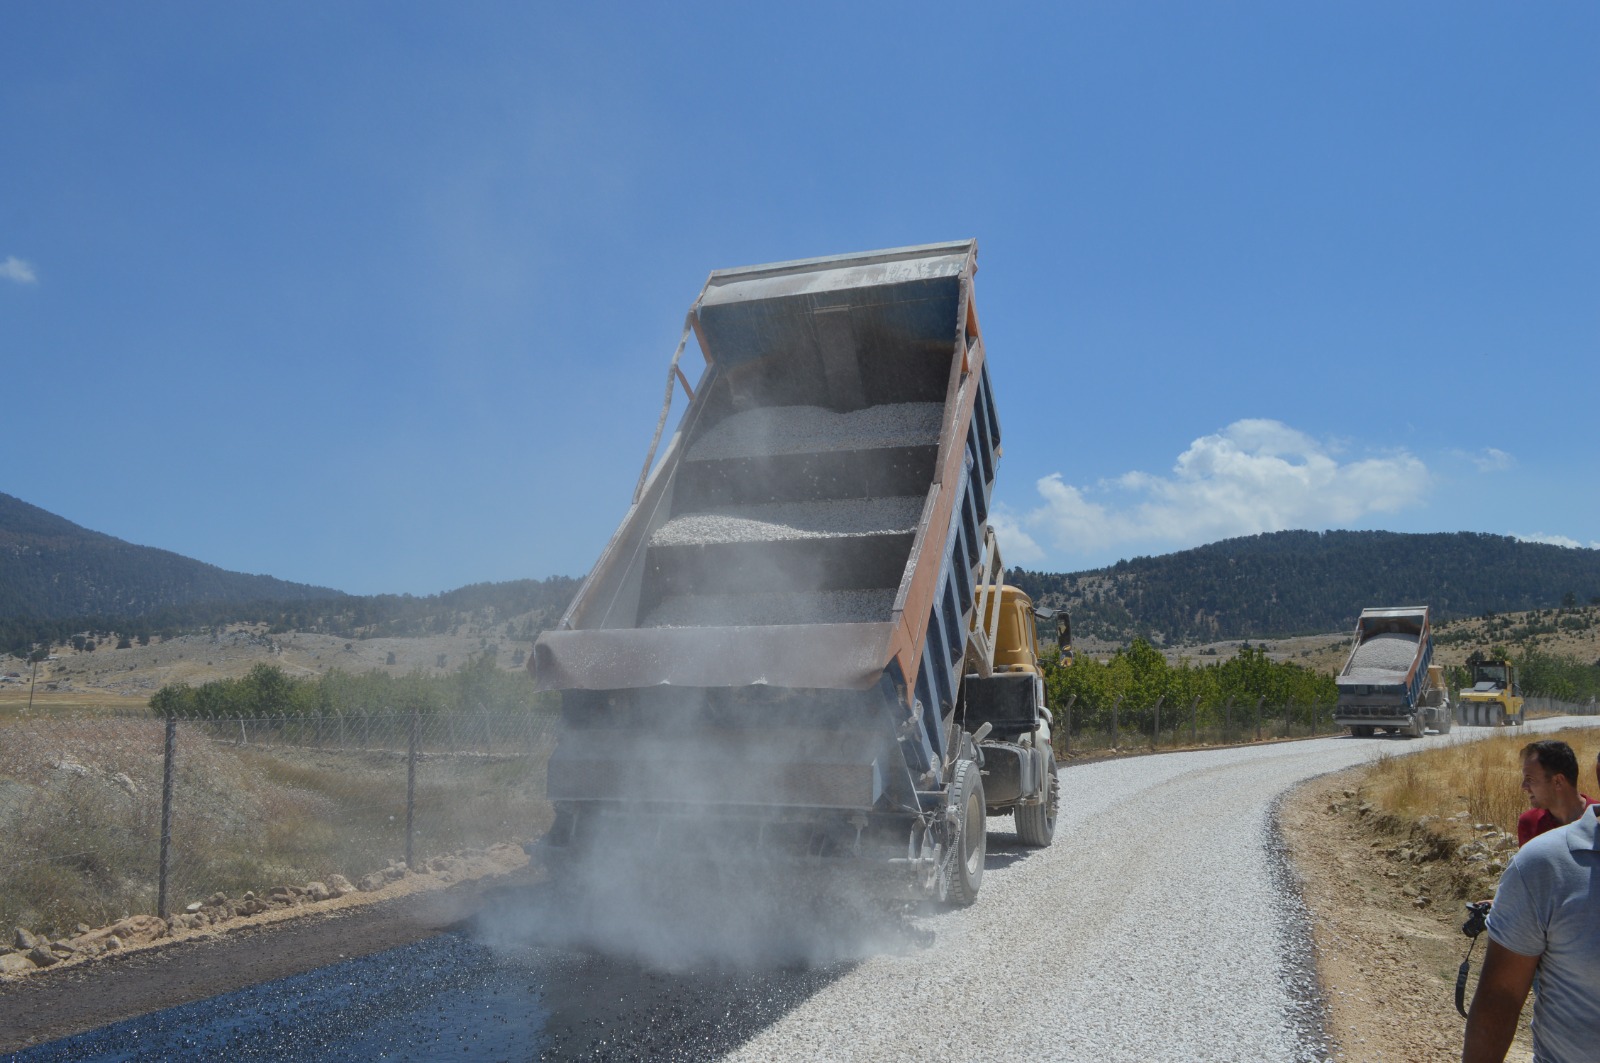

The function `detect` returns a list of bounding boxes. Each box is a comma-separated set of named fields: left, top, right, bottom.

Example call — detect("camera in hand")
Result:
left=1462, top=901, right=1491, bottom=938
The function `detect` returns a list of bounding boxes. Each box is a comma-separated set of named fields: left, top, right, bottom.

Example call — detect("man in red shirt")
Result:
left=1516, top=740, right=1594, bottom=846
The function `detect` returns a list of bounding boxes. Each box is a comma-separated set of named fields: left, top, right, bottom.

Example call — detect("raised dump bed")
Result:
left=1334, top=606, right=1449, bottom=738
left=530, top=241, right=1044, bottom=902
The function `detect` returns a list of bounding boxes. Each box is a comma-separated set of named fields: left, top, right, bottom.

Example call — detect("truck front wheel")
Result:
left=1015, top=755, right=1059, bottom=848
left=941, top=760, right=986, bottom=906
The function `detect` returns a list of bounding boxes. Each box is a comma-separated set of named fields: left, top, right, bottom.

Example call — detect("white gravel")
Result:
left=688, top=403, right=944, bottom=461
left=650, top=496, right=923, bottom=548
left=720, top=716, right=1600, bottom=1063
left=1340, top=632, right=1421, bottom=684
left=642, top=588, right=897, bottom=627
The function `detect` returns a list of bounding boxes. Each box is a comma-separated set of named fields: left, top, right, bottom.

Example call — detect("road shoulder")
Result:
left=1281, top=768, right=1533, bottom=1063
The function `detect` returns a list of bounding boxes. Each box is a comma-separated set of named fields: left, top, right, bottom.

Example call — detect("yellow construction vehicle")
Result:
left=967, top=580, right=1066, bottom=845
left=1456, top=659, right=1524, bottom=727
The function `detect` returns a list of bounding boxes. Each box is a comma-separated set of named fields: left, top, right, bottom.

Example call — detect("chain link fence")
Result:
left=0, top=710, right=558, bottom=937
left=1052, top=695, right=1340, bottom=756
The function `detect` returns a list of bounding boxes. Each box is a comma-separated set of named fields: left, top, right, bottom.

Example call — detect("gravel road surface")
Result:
left=12, top=718, right=1598, bottom=1063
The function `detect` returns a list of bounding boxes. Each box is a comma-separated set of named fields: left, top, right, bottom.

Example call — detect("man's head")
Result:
left=1520, top=740, right=1579, bottom=810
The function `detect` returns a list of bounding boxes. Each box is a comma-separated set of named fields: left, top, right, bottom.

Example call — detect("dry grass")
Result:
left=1363, top=727, right=1597, bottom=840
left=0, top=714, right=553, bottom=937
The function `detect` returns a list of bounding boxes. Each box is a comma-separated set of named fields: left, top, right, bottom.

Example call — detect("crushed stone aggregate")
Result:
left=1340, top=633, right=1422, bottom=684
left=642, top=589, right=897, bottom=628
left=650, top=496, right=922, bottom=548
left=687, top=403, right=943, bottom=462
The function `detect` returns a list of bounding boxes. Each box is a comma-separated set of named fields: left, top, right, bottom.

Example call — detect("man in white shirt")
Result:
left=1463, top=749, right=1600, bottom=1063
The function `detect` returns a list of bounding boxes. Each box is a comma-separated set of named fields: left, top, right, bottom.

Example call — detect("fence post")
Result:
left=1285, top=698, right=1293, bottom=740
left=1151, top=695, right=1164, bottom=751
left=1255, top=696, right=1264, bottom=742
left=1190, top=695, right=1200, bottom=745
left=406, top=710, right=419, bottom=870
left=1225, top=696, right=1234, bottom=742
left=1062, top=693, right=1076, bottom=757
left=1111, top=695, right=1122, bottom=749
left=158, top=716, right=177, bottom=920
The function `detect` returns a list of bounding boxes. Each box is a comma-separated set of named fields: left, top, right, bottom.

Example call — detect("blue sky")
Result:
left=4, top=2, right=1596, bottom=596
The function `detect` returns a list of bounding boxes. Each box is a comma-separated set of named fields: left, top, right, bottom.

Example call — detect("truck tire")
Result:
left=1409, top=715, right=1426, bottom=738
left=1015, top=756, right=1059, bottom=848
left=1438, top=710, right=1452, bottom=734
left=941, top=759, right=986, bottom=907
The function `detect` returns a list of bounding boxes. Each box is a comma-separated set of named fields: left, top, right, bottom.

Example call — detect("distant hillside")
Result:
left=0, top=492, right=581, bottom=657
left=0, top=492, right=344, bottom=620
left=1011, top=530, right=1600, bottom=645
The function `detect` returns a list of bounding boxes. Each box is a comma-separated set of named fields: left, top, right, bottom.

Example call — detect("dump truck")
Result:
left=1456, top=659, right=1524, bottom=727
left=1334, top=606, right=1451, bottom=738
left=529, top=240, right=1059, bottom=905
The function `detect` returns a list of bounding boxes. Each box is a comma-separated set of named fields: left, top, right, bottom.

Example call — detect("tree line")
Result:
left=1042, top=641, right=1338, bottom=736
left=149, top=655, right=557, bottom=719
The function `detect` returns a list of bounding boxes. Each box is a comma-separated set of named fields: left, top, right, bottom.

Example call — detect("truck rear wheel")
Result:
left=941, top=760, right=986, bottom=907
left=1015, top=755, right=1058, bottom=848
left=1438, top=710, right=1452, bottom=734
left=1409, top=715, right=1426, bottom=738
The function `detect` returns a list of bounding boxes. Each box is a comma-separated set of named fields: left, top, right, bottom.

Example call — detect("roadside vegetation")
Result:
left=147, top=653, right=557, bottom=719
left=1042, top=640, right=1336, bottom=743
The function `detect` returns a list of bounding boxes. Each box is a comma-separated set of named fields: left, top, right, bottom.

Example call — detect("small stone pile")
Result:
left=1, top=914, right=170, bottom=974
left=166, top=874, right=360, bottom=931
left=0, top=843, right=524, bottom=978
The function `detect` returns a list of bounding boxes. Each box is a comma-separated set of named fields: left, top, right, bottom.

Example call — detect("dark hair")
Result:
left=1522, top=741, right=1579, bottom=786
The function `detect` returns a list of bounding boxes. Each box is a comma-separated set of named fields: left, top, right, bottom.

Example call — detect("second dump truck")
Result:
left=530, top=241, right=1059, bottom=905
left=1335, top=606, right=1451, bottom=738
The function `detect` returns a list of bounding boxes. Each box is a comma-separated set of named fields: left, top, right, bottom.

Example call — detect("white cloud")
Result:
left=1472, top=448, right=1515, bottom=473
left=987, top=507, right=1045, bottom=565
left=1513, top=533, right=1600, bottom=550
left=1014, top=419, right=1430, bottom=561
left=1, top=256, right=37, bottom=284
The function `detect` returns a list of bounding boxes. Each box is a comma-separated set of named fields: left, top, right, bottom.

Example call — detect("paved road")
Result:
left=12, top=719, right=1599, bottom=1062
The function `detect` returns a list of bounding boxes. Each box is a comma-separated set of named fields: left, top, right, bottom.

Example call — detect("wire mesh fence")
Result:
left=1051, top=695, right=1342, bottom=756
left=0, top=710, right=558, bottom=937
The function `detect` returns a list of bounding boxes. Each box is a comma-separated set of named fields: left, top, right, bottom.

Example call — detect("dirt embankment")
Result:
left=1283, top=770, right=1534, bottom=1063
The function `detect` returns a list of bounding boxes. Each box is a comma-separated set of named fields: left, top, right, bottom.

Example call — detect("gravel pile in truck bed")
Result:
left=650, top=496, right=924, bottom=547
left=687, top=402, right=944, bottom=461
left=1340, top=632, right=1420, bottom=684
left=642, top=588, right=897, bottom=627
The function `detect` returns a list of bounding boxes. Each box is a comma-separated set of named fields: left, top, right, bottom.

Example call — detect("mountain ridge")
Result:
left=1010, top=529, right=1600, bottom=644
left=0, top=491, right=344, bottom=620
